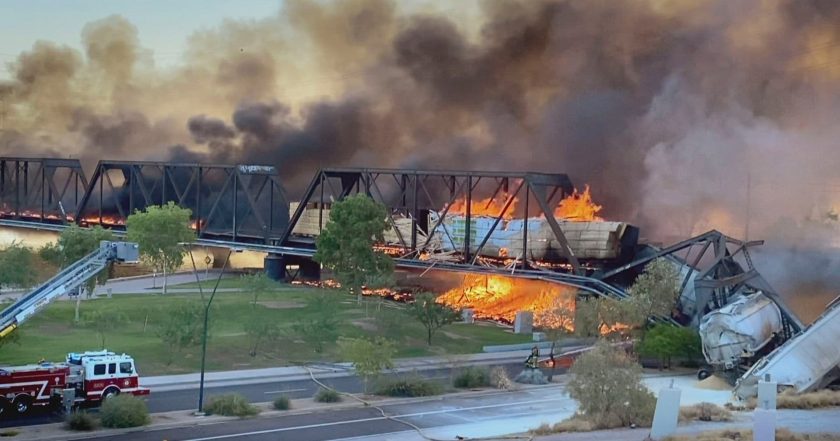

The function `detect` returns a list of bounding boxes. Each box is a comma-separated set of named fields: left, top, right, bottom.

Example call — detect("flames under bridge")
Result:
left=0, top=157, right=789, bottom=321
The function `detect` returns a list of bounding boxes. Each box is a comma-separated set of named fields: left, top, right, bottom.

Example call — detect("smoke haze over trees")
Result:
left=2, top=0, right=840, bottom=316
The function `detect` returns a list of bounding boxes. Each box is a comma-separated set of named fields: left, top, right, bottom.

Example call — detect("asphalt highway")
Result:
left=0, top=362, right=534, bottom=429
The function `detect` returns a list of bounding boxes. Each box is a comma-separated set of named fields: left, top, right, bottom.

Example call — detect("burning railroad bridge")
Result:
left=1, top=158, right=839, bottom=397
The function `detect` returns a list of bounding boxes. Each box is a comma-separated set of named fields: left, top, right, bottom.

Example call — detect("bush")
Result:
left=314, top=388, right=342, bottom=403
left=679, top=403, right=732, bottom=422
left=376, top=377, right=443, bottom=397
left=568, top=340, right=656, bottom=428
left=100, top=395, right=150, bottom=428
left=65, top=411, right=99, bottom=431
left=273, top=395, right=291, bottom=411
left=530, top=417, right=596, bottom=435
left=203, top=394, right=261, bottom=417
left=453, top=366, right=490, bottom=389
left=489, top=366, right=514, bottom=390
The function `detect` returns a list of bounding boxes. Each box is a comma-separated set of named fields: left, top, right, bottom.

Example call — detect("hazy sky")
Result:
left=0, top=0, right=282, bottom=79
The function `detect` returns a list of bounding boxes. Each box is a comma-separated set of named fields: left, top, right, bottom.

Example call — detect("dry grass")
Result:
left=679, top=402, right=733, bottom=423
left=664, top=428, right=840, bottom=441
left=529, top=416, right=604, bottom=435
left=744, top=389, right=840, bottom=410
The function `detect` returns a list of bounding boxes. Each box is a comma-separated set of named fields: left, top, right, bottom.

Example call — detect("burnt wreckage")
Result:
left=1, top=159, right=838, bottom=397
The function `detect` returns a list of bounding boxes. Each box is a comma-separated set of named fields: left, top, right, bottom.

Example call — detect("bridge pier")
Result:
left=263, top=254, right=286, bottom=281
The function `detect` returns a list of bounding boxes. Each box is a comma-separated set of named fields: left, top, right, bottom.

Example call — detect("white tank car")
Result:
left=698, top=292, right=783, bottom=370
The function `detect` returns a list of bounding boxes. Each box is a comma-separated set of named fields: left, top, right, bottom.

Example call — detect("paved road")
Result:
left=0, top=362, right=532, bottom=428
left=65, top=383, right=577, bottom=441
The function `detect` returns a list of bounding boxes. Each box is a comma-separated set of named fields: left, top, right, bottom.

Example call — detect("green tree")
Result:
left=37, top=242, right=63, bottom=267
left=291, top=293, right=341, bottom=353
left=573, top=297, right=634, bottom=339
left=244, top=318, right=281, bottom=357
left=126, top=202, right=196, bottom=295
left=54, top=225, right=115, bottom=322
left=638, top=324, right=702, bottom=369
left=156, top=301, right=204, bottom=364
left=625, top=259, right=681, bottom=329
left=80, top=310, right=128, bottom=348
left=338, top=336, right=395, bottom=393
left=406, top=293, right=459, bottom=345
left=314, top=194, right=394, bottom=304
left=0, top=243, right=36, bottom=290
left=536, top=294, right=576, bottom=380
left=568, top=340, right=656, bottom=428
left=242, top=272, right=273, bottom=308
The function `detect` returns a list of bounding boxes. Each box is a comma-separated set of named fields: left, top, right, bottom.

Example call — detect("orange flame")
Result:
left=435, top=274, right=576, bottom=328
left=446, top=193, right=518, bottom=219
left=444, top=185, right=603, bottom=222
left=554, top=185, right=603, bottom=221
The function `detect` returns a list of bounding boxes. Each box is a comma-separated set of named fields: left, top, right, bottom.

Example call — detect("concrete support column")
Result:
left=264, top=254, right=286, bottom=281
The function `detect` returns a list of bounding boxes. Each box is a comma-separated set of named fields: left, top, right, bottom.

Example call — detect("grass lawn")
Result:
left=0, top=285, right=530, bottom=376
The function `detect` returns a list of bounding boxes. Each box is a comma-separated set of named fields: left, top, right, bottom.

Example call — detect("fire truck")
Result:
left=0, top=241, right=150, bottom=417
left=0, top=350, right=149, bottom=416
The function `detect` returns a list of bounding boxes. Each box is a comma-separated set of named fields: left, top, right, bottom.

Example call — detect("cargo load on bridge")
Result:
left=0, top=350, right=148, bottom=417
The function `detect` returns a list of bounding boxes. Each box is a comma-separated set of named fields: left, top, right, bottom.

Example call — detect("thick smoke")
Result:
left=2, top=0, right=840, bottom=317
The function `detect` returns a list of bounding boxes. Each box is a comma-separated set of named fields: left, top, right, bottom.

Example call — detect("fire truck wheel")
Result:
left=13, top=395, right=31, bottom=414
left=102, top=387, right=120, bottom=401
left=0, top=397, right=9, bottom=417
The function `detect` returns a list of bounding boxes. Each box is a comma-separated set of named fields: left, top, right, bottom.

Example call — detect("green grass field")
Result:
left=1, top=285, right=529, bottom=376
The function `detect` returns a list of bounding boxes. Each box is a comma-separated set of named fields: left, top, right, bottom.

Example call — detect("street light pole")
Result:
left=195, top=248, right=233, bottom=415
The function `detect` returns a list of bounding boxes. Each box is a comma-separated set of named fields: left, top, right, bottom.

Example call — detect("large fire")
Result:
left=554, top=185, right=603, bottom=221
left=445, top=186, right=603, bottom=222
left=435, top=274, right=576, bottom=329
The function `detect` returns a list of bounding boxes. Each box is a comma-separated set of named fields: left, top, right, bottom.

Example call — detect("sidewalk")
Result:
left=142, top=350, right=534, bottom=391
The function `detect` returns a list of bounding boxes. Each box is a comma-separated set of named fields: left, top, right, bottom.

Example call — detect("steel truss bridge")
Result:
left=0, top=157, right=795, bottom=332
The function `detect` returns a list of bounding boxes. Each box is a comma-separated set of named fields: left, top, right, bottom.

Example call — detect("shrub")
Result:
left=273, top=395, right=291, bottom=411
left=568, top=340, right=656, bottom=428
left=314, top=388, right=342, bottom=403
left=0, top=430, right=21, bottom=437
left=453, top=366, right=490, bottom=389
left=376, top=377, right=443, bottom=397
left=203, top=394, right=260, bottom=417
left=66, top=410, right=99, bottom=431
left=489, top=366, right=514, bottom=390
left=100, top=395, right=150, bottom=428
left=679, top=403, right=732, bottom=422
left=529, top=417, right=595, bottom=435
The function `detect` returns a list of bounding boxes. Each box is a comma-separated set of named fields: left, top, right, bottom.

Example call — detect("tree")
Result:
left=638, top=324, right=702, bottom=369
left=568, top=340, right=656, bottom=428
left=573, top=297, right=635, bottom=339
left=0, top=243, right=36, bottom=290
left=406, top=293, right=459, bottom=345
left=244, top=318, right=281, bottom=357
left=156, top=301, right=205, bottom=364
left=536, top=294, right=576, bottom=380
left=80, top=310, right=128, bottom=348
left=291, top=293, right=341, bottom=353
left=314, top=194, right=394, bottom=304
left=625, top=258, right=681, bottom=329
left=53, top=225, right=115, bottom=322
left=242, top=272, right=273, bottom=308
left=338, top=337, right=395, bottom=394
left=126, top=202, right=196, bottom=295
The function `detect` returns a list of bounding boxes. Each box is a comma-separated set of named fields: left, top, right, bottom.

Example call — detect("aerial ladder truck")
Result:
left=0, top=241, right=150, bottom=417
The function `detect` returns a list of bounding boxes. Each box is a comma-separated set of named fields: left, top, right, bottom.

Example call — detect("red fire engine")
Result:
left=0, top=350, right=149, bottom=417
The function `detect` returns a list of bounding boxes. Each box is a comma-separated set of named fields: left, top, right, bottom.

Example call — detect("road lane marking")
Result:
left=263, top=388, right=307, bottom=395
left=182, top=396, right=569, bottom=441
